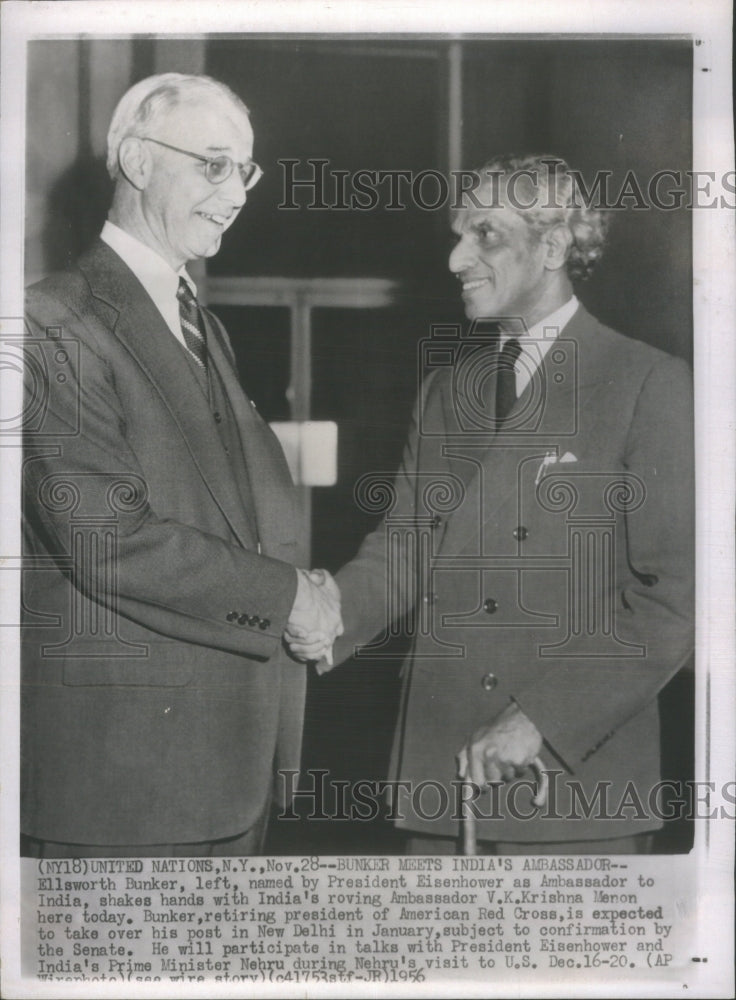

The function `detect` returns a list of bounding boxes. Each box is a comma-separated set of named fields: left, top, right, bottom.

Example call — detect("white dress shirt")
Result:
left=501, top=295, right=579, bottom=398
left=100, top=220, right=197, bottom=352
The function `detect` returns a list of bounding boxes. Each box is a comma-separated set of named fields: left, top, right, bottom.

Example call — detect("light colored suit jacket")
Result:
left=22, top=240, right=304, bottom=846
left=334, top=305, right=694, bottom=842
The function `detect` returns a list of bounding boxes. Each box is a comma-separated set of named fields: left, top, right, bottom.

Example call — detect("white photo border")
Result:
left=1, top=2, right=733, bottom=998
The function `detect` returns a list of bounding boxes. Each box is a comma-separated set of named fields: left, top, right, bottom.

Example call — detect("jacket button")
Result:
left=483, top=598, right=498, bottom=614
left=238, top=614, right=249, bottom=625
left=481, top=673, right=498, bottom=692
left=513, top=526, right=528, bottom=540
left=226, top=611, right=238, bottom=622
left=213, top=411, right=222, bottom=423
left=248, top=615, right=259, bottom=627
left=259, top=619, right=270, bottom=630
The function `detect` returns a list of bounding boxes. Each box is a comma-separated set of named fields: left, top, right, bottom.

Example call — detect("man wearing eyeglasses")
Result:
left=21, top=73, right=342, bottom=857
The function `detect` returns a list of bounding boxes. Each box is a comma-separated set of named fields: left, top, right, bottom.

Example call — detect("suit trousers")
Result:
left=21, top=803, right=270, bottom=858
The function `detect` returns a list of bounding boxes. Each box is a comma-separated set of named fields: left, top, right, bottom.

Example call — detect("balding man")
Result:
left=22, top=73, right=341, bottom=857
left=293, top=155, right=694, bottom=855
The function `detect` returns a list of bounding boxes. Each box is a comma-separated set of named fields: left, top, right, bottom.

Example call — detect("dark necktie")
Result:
left=495, top=337, right=521, bottom=423
left=177, top=277, right=208, bottom=372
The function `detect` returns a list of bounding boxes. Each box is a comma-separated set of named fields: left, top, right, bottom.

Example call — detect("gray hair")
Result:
left=475, top=154, right=610, bottom=281
left=106, top=73, right=250, bottom=180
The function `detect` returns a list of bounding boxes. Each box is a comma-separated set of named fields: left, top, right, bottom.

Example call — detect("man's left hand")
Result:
left=457, top=703, right=542, bottom=786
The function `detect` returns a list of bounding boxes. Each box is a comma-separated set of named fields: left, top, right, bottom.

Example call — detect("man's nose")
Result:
left=220, top=168, right=247, bottom=209
left=448, top=234, right=473, bottom=274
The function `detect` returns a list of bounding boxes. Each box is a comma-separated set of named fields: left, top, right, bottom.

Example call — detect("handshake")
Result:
left=285, top=568, right=343, bottom=666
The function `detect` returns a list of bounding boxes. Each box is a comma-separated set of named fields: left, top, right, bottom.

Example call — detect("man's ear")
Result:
left=542, top=224, right=573, bottom=272
left=117, top=136, right=151, bottom=191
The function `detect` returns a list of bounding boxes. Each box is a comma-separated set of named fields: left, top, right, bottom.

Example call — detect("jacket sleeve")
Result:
left=327, top=373, right=442, bottom=670
left=510, top=354, right=695, bottom=771
left=23, top=288, right=297, bottom=661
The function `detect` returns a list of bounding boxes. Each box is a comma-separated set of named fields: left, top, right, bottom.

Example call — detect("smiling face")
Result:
left=448, top=180, right=562, bottom=329
left=135, top=94, right=254, bottom=270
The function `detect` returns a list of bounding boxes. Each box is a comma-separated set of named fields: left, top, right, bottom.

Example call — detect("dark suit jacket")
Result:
left=22, top=240, right=304, bottom=846
left=334, top=305, right=694, bottom=842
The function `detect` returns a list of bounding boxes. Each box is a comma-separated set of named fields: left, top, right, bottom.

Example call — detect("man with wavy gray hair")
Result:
left=293, top=154, right=694, bottom=855
left=22, top=73, right=341, bottom=857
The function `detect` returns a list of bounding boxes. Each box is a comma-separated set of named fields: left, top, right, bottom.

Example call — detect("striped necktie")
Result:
left=495, top=337, right=521, bottom=423
left=177, top=277, right=207, bottom=372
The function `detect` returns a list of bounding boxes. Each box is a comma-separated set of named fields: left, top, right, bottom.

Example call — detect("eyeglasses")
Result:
left=142, top=137, right=263, bottom=190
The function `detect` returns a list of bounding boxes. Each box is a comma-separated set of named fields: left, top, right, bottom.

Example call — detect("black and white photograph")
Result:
left=1, top=1, right=733, bottom=996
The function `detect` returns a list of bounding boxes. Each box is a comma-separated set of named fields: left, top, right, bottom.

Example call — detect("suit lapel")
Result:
left=203, top=311, right=297, bottom=555
left=437, top=304, right=608, bottom=558
left=78, top=241, right=260, bottom=549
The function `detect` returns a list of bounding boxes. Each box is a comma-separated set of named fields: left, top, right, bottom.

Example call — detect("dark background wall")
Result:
left=26, top=36, right=694, bottom=853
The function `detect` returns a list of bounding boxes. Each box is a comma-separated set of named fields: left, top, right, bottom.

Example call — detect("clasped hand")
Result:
left=285, top=568, right=343, bottom=666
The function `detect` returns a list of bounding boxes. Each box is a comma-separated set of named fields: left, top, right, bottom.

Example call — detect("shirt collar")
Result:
left=500, top=295, right=579, bottom=346
left=499, top=295, right=579, bottom=398
left=100, top=220, right=197, bottom=300
left=525, top=294, right=579, bottom=342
